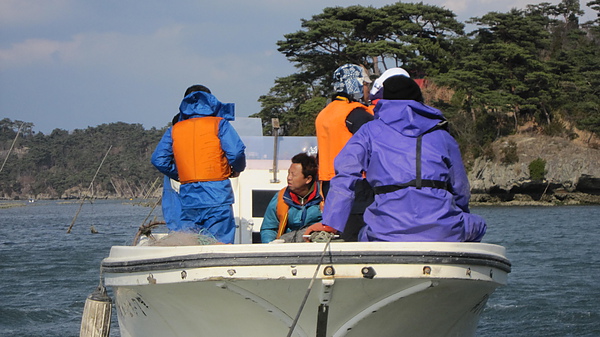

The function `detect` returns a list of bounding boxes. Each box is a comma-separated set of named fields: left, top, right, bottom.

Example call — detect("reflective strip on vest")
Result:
left=172, top=117, right=231, bottom=183
left=315, top=100, right=372, bottom=181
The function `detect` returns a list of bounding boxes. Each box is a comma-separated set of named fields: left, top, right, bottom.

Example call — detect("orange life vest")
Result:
left=315, top=98, right=373, bottom=181
left=172, top=117, right=231, bottom=184
left=275, top=186, right=325, bottom=239
left=275, top=188, right=289, bottom=239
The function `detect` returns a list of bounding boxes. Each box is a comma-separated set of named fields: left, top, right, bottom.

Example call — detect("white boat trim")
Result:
left=102, top=241, right=510, bottom=337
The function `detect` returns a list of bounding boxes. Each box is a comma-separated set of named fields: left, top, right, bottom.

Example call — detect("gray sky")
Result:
left=1, top=0, right=595, bottom=134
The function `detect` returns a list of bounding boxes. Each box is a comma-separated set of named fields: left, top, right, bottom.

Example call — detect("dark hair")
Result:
left=184, top=84, right=211, bottom=97
left=291, top=153, right=318, bottom=181
left=382, top=76, right=423, bottom=102
left=171, top=113, right=180, bottom=125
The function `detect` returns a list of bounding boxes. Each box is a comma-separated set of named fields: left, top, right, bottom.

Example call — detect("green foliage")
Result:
left=261, top=3, right=464, bottom=135
left=529, top=158, right=547, bottom=180
left=543, top=118, right=568, bottom=136
left=0, top=119, right=34, bottom=148
left=259, top=1, right=600, bottom=160
left=0, top=119, right=165, bottom=199
left=276, top=3, right=463, bottom=80
left=294, top=97, right=328, bottom=136
left=252, top=74, right=322, bottom=136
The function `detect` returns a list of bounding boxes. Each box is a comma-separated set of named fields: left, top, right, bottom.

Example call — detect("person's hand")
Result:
left=303, top=223, right=337, bottom=242
left=230, top=171, right=240, bottom=178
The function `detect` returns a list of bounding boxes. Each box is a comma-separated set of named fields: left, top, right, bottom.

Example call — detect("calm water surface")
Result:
left=0, top=200, right=599, bottom=336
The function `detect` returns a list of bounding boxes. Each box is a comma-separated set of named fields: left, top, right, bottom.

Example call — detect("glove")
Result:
left=303, top=223, right=337, bottom=242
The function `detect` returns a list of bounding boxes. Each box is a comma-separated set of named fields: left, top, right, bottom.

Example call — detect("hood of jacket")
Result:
left=178, top=91, right=235, bottom=121
left=374, top=100, right=445, bottom=138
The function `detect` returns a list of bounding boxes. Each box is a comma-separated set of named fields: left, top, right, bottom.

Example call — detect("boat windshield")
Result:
left=231, top=117, right=317, bottom=166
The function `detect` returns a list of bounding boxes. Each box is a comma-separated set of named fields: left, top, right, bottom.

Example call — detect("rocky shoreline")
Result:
left=467, top=134, right=600, bottom=206
left=471, top=192, right=600, bottom=206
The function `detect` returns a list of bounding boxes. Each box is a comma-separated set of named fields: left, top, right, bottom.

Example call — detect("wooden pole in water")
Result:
left=80, top=283, right=112, bottom=337
left=0, top=123, right=23, bottom=174
left=67, top=145, right=112, bottom=233
left=142, top=177, right=160, bottom=200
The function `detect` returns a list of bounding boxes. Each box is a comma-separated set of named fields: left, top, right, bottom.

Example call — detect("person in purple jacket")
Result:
left=305, top=74, right=487, bottom=242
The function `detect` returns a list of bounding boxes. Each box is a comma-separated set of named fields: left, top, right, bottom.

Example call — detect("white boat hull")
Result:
left=102, top=241, right=510, bottom=337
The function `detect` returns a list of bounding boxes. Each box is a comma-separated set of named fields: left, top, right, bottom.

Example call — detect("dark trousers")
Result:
left=321, top=179, right=374, bottom=242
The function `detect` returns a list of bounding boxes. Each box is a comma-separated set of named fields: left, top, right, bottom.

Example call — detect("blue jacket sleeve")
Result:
left=260, top=194, right=280, bottom=243
left=321, top=129, right=369, bottom=233
left=218, top=119, right=246, bottom=173
left=445, top=133, right=471, bottom=212
left=151, top=128, right=178, bottom=180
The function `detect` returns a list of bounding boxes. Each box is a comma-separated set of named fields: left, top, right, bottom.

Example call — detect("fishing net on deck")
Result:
left=149, top=230, right=220, bottom=246
left=276, top=226, right=338, bottom=243
left=134, top=219, right=221, bottom=246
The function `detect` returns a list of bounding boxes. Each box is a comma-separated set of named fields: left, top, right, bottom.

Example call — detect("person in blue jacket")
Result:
left=152, top=85, right=246, bottom=244
left=260, top=153, right=322, bottom=243
left=160, top=85, right=212, bottom=231
left=306, top=75, right=486, bottom=242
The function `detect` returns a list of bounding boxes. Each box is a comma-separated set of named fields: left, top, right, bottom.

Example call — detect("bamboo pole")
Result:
left=123, top=177, right=135, bottom=199
left=142, top=177, right=160, bottom=200
left=0, top=123, right=24, bottom=174
left=67, top=145, right=112, bottom=233
left=109, top=178, right=121, bottom=198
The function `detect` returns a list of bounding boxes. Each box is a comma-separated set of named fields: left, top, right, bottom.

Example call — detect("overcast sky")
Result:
left=1, top=0, right=595, bottom=134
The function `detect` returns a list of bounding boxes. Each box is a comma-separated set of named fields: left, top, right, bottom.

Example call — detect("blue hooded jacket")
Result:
left=151, top=92, right=246, bottom=211
left=321, top=99, right=486, bottom=242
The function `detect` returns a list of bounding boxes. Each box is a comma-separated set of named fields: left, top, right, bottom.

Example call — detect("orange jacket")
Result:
left=172, top=117, right=231, bottom=183
left=315, top=98, right=373, bottom=181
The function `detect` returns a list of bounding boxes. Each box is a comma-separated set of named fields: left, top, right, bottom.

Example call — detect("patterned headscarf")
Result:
left=333, top=64, right=369, bottom=99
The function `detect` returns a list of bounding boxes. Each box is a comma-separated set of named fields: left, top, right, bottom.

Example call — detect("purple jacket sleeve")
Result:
left=321, top=129, right=370, bottom=233
left=445, top=133, right=471, bottom=213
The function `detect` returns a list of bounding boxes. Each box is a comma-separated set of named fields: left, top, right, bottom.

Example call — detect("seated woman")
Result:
left=260, top=153, right=323, bottom=243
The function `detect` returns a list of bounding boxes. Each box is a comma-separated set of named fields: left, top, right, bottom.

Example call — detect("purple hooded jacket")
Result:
left=321, top=99, right=486, bottom=242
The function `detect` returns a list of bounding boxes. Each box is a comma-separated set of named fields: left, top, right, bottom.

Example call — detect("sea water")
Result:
left=0, top=200, right=599, bottom=337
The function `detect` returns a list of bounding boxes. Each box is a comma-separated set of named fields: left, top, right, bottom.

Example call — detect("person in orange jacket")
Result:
left=315, top=64, right=374, bottom=241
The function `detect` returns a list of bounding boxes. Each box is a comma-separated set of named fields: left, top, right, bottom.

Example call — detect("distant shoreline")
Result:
left=2, top=193, right=599, bottom=208
left=470, top=192, right=600, bottom=206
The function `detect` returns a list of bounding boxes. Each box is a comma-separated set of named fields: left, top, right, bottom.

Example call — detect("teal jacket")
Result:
left=260, top=185, right=323, bottom=243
